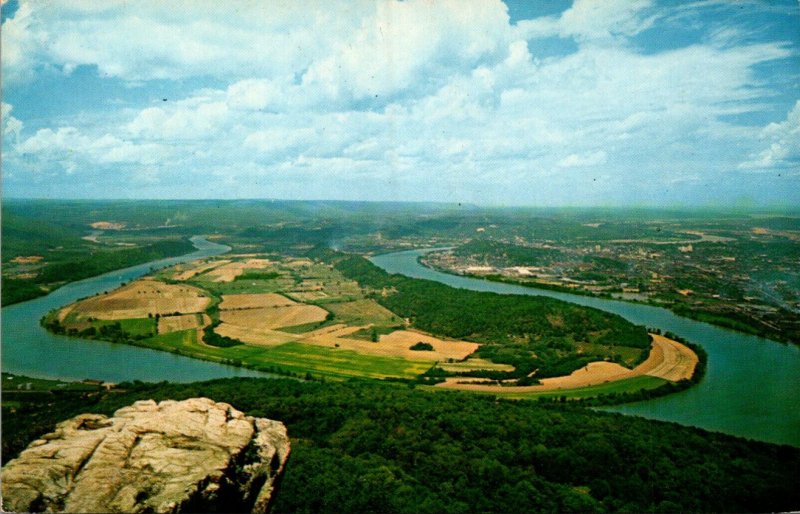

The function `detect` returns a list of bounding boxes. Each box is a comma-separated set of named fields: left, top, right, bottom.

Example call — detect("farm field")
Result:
left=434, top=334, right=695, bottom=396
left=45, top=253, right=699, bottom=393
left=69, top=279, right=209, bottom=320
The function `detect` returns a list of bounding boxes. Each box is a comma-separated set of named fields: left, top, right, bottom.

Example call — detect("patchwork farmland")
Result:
left=44, top=253, right=698, bottom=394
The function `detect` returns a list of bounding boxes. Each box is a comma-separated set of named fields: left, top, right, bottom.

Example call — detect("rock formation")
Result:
left=1, top=398, right=290, bottom=513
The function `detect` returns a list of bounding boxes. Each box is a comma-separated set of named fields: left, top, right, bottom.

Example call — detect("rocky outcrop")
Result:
left=1, top=398, right=290, bottom=513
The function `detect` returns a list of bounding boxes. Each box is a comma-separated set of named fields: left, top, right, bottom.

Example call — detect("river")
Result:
left=3, top=241, right=798, bottom=445
left=1, top=236, right=268, bottom=383
left=370, top=249, right=800, bottom=447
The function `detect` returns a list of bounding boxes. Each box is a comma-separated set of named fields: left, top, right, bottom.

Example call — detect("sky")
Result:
left=1, top=0, right=798, bottom=207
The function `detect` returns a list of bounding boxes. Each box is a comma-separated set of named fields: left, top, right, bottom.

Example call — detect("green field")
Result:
left=132, top=330, right=431, bottom=380
left=94, top=317, right=157, bottom=338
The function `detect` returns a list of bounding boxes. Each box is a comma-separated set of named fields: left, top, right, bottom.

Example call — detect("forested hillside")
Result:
left=3, top=377, right=798, bottom=513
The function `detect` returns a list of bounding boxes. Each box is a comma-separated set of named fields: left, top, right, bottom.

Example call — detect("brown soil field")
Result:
left=70, top=279, right=209, bottom=320
left=301, top=324, right=366, bottom=339
left=203, top=259, right=274, bottom=282
left=90, top=221, right=125, bottom=230
left=173, top=260, right=230, bottom=281
left=219, top=293, right=296, bottom=310
left=299, top=330, right=479, bottom=362
left=220, top=304, right=328, bottom=329
left=436, top=334, right=697, bottom=393
left=158, top=314, right=203, bottom=334
left=57, top=304, right=76, bottom=323
left=634, top=334, right=698, bottom=381
left=285, top=258, right=313, bottom=267
left=215, top=323, right=293, bottom=346
left=289, top=291, right=328, bottom=302
left=10, top=255, right=44, bottom=264
left=302, top=327, right=478, bottom=362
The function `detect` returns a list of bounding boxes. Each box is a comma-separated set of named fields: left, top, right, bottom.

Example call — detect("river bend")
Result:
left=370, top=249, right=800, bottom=447
left=1, top=237, right=268, bottom=383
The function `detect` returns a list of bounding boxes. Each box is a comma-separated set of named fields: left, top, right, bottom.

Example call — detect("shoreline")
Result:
left=419, top=256, right=794, bottom=346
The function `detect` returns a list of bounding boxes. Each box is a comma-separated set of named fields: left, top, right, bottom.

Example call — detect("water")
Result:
left=1, top=237, right=268, bottom=383
left=371, top=249, right=800, bottom=447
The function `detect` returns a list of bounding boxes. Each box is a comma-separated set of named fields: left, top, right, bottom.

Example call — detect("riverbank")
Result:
left=420, top=257, right=796, bottom=346
left=371, top=248, right=800, bottom=447
left=1, top=237, right=274, bottom=383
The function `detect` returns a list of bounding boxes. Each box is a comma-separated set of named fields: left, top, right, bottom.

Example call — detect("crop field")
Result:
left=288, top=291, right=328, bottom=302
left=96, top=317, right=157, bottom=338
left=47, top=252, right=698, bottom=389
left=294, top=331, right=473, bottom=362
left=134, top=330, right=430, bottom=379
left=158, top=314, right=204, bottom=334
left=324, top=299, right=398, bottom=326
left=219, top=293, right=296, bottom=310
left=635, top=334, right=698, bottom=381
left=214, top=324, right=295, bottom=346
left=435, top=334, right=695, bottom=394
left=172, top=259, right=230, bottom=281
left=70, top=280, right=209, bottom=319
left=438, top=358, right=516, bottom=373
left=254, top=342, right=433, bottom=379
left=219, top=304, right=329, bottom=330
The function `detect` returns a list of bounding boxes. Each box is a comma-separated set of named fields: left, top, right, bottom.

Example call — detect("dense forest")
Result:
left=333, top=254, right=649, bottom=380
left=3, top=377, right=798, bottom=513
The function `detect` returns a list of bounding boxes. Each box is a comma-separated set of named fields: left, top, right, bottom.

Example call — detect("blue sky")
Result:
left=2, top=0, right=798, bottom=207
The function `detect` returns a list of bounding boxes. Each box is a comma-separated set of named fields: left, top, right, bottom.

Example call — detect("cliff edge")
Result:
left=1, top=397, right=290, bottom=513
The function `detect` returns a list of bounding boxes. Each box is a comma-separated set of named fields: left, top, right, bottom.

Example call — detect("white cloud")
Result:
left=127, top=101, right=229, bottom=140
left=3, top=0, right=797, bottom=204
left=16, top=126, right=170, bottom=173
left=739, top=100, right=800, bottom=170
left=517, top=0, right=658, bottom=43
left=2, top=103, right=24, bottom=144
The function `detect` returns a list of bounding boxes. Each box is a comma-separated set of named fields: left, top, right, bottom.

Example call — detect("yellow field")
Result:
left=158, top=314, right=203, bottom=334
left=172, top=259, right=230, bottom=281
left=289, top=291, right=328, bottom=302
left=285, top=258, right=313, bottom=267
left=202, top=258, right=274, bottom=282
left=292, top=329, right=478, bottom=362
left=71, top=279, right=209, bottom=320
left=214, top=324, right=295, bottom=347
left=219, top=293, right=296, bottom=310
left=634, top=334, right=698, bottom=381
left=220, top=304, right=329, bottom=329
left=435, top=334, right=697, bottom=393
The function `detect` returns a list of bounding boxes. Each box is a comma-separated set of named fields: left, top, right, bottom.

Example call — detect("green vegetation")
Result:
left=334, top=255, right=650, bottom=382
left=203, top=321, right=245, bottom=348
left=453, top=239, right=564, bottom=266
left=409, top=341, right=434, bottom=351
left=42, top=315, right=157, bottom=342
left=3, top=376, right=798, bottom=513
left=2, top=239, right=196, bottom=306
left=233, top=270, right=280, bottom=281
left=117, top=328, right=430, bottom=381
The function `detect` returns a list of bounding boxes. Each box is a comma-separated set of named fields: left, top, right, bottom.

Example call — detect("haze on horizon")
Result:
left=1, top=0, right=798, bottom=208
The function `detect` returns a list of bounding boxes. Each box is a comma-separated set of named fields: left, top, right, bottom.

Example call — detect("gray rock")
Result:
left=1, top=398, right=290, bottom=513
